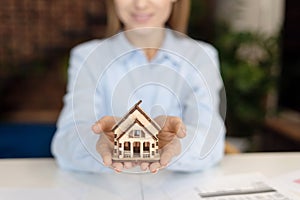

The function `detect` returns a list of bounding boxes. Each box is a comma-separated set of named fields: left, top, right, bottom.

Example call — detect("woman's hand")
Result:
left=92, top=116, right=132, bottom=172
left=92, top=115, right=186, bottom=173
left=140, top=116, right=186, bottom=173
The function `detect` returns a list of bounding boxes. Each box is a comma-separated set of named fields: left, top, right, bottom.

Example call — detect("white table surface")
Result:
left=0, top=152, right=300, bottom=200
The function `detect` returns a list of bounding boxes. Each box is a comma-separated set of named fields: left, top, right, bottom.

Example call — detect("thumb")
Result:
left=92, top=116, right=118, bottom=134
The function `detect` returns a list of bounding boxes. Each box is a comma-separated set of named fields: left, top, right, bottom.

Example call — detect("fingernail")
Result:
left=151, top=169, right=159, bottom=174
left=114, top=168, right=122, bottom=173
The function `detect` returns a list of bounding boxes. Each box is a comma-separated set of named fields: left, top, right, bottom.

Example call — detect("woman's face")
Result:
left=114, top=0, right=174, bottom=30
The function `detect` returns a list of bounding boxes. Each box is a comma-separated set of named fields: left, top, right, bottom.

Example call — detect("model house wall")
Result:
left=112, top=101, right=160, bottom=161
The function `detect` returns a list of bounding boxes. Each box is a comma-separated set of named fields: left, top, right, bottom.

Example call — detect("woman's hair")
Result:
left=105, top=0, right=191, bottom=37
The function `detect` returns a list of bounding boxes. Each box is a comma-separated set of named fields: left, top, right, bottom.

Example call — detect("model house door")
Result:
left=133, top=142, right=140, bottom=157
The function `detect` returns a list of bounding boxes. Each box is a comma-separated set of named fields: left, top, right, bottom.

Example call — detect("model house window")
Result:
left=129, top=130, right=146, bottom=138
left=124, top=142, right=130, bottom=151
left=143, top=142, right=150, bottom=152
left=124, top=154, right=130, bottom=158
left=134, top=130, right=141, bottom=137
left=143, top=154, right=150, bottom=158
left=129, top=130, right=139, bottom=138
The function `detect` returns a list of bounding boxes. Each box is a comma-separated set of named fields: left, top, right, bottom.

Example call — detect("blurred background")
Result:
left=0, top=0, right=299, bottom=158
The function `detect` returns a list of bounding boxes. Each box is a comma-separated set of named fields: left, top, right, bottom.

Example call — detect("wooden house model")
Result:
left=112, top=100, right=161, bottom=162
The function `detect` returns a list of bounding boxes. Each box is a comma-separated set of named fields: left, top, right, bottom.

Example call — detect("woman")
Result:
left=51, top=0, right=225, bottom=173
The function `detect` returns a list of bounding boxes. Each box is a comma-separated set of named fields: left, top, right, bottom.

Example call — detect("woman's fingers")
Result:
left=156, top=116, right=186, bottom=138
left=140, top=162, right=150, bottom=171
left=177, top=124, right=186, bottom=138
left=94, top=115, right=184, bottom=173
left=149, top=162, right=161, bottom=173
left=123, top=162, right=134, bottom=169
left=92, top=116, right=119, bottom=134
left=167, top=116, right=186, bottom=138
left=160, top=138, right=181, bottom=167
left=112, top=162, right=124, bottom=173
left=96, top=136, right=113, bottom=166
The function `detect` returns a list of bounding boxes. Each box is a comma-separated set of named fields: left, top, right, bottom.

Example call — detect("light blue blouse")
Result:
left=51, top=29, right=225, bottom=173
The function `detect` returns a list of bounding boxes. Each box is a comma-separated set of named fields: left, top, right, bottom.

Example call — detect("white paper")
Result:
left=164, top=173, right=297, bottom=200
left=270, top=170, right=300, bottom=199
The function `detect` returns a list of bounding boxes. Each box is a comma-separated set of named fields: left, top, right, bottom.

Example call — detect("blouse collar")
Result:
left=109, top=28, right=184, bottom=67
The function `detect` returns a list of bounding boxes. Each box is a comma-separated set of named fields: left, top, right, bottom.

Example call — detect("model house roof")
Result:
left=112, top=100, right=161, bottom=139
left=116, top=119, right=159, bottom=141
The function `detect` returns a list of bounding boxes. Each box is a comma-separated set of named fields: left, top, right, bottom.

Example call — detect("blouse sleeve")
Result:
left=167, top=42, right=225, bottom=172
left=51, top=41, right=110, bottom=173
